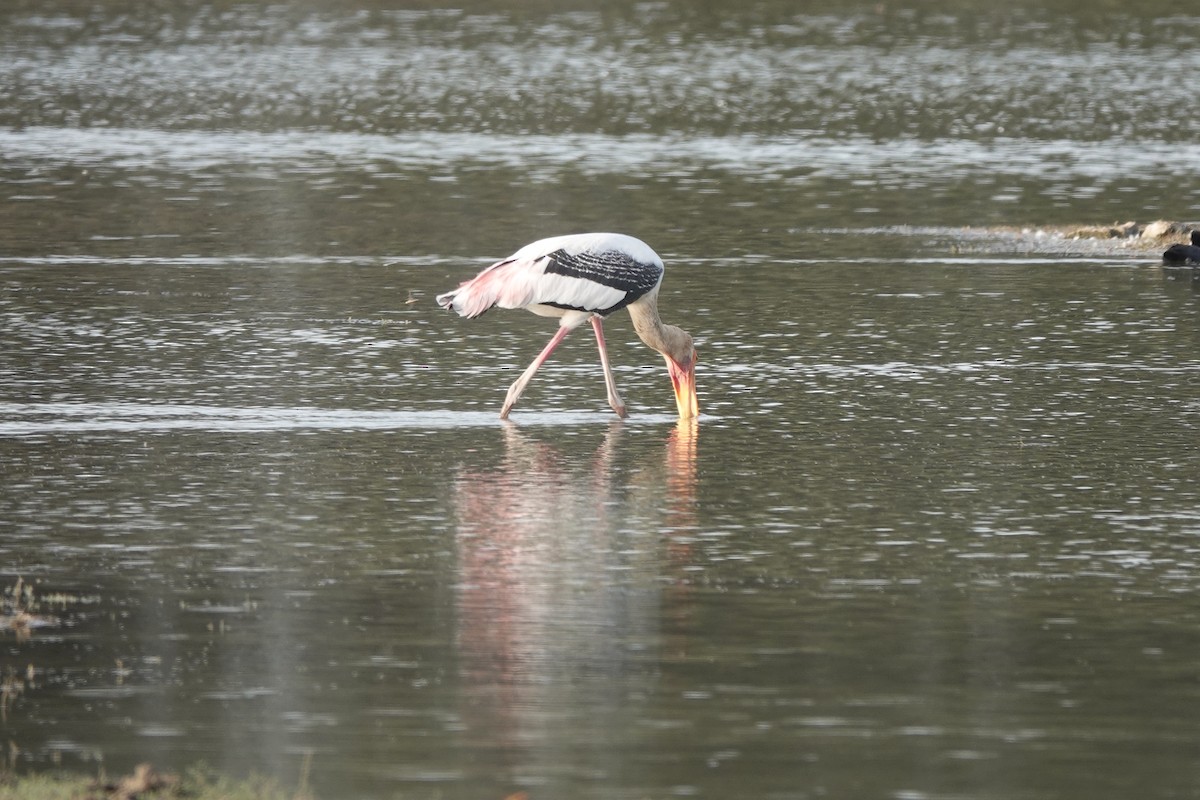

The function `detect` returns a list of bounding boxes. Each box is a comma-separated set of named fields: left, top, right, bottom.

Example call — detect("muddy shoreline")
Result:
left=830, top=220, right=1200, bottom=259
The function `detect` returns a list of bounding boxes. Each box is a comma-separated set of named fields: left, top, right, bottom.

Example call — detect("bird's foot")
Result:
left=501, top=382, right=524, bottom=419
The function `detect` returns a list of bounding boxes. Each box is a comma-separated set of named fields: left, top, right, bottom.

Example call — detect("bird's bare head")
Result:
left=661, top=326, right=699, bottom=420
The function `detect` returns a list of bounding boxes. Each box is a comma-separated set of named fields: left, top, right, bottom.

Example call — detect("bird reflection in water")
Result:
left=451, top=420, right=697, bottom=788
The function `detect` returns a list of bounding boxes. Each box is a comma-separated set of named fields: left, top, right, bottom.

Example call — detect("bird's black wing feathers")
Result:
left=544, top=247, right=662, bottom=314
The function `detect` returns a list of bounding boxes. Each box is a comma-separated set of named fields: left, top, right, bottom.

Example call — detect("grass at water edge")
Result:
left=0, top=763, right=315, bottom=800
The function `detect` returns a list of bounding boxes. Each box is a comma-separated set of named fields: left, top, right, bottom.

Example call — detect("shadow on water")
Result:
left=447, top=420, right=698, bottom=791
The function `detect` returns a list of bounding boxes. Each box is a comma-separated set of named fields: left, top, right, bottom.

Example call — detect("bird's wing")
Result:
left=537, top=245, right=663, bottom=314
left=437, top=234, right=664, bottom=318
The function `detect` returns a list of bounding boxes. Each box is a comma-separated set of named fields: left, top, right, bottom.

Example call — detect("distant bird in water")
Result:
left=437, top=232, right=698, bottom=420
left=1162, top=230, right=1200, bottom=265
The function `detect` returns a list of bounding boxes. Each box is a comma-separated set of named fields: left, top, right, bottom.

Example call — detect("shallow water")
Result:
left=3, top=2, right=1200, bottom=799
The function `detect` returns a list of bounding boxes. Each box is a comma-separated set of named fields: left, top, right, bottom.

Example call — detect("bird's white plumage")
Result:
left=509, top=232, right=662, bottom=267
left=436, top=232, right=663, bottom=323
left=524, top=273, right=627, bottom=318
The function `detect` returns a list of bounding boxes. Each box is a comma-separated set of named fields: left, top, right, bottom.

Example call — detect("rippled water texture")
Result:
left=2, top=2, right=1200, bottom=799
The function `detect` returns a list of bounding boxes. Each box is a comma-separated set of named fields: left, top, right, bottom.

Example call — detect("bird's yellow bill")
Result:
left=667, top=357, right=699, bottom=420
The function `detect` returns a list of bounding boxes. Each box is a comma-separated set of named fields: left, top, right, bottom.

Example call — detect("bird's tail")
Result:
left=436, top=259, right=530, bottom=318
left=435, top=283, right=494, bottom=319
left=435, top=288, right=468, bottom=314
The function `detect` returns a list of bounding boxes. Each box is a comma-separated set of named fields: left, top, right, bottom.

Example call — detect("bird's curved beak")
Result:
left=666, top=353, right=699, bottom=420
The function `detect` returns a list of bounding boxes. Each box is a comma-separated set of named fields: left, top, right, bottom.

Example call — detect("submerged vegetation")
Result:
left=1, top=577, right=100, bottom=642
left=2, top=577, right=102, bottom=724
left=1, top=582, right=313, bottom=799
left=3, top=585, right=317, bottom=800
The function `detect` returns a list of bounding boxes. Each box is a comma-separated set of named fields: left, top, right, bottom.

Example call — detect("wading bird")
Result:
left=436, top=232, right=698, bottom=420
left=1162, top=230, right=1200, bottom=265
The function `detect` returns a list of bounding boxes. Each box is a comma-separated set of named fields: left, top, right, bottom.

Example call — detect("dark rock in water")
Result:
left=1162, top=230, right=1200, bottom=265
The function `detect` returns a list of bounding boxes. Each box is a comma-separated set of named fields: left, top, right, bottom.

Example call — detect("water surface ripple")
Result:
left=2, top=3, right=1200, bottom=800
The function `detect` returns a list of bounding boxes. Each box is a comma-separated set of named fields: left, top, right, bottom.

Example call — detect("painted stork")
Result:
left=436, top=232, right=698, bottom=420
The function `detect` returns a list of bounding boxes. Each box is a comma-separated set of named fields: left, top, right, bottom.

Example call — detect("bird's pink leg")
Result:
left=500, top=325, right=572, bottom=419
left=591, top=316, right=628, bottom=418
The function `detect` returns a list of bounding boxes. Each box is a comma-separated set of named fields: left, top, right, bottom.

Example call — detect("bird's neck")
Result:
left=629, top=296, right=682, bottom=357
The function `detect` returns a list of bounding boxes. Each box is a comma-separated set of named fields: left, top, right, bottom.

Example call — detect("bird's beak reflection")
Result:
left=667, top=354, right=699, bottom=420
